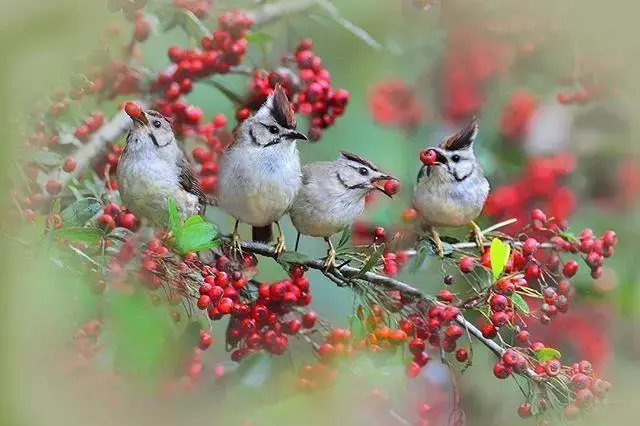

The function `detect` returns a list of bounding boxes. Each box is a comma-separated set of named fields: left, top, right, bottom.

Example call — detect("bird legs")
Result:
left=274, top=221, right=286, bottom=256
left=426, top=225, right=445, bottom=258
left=230, top=219, right=242, bottom=255
left=323, top=237, right=336, bottom=272
left=470, top=220, right=485, bottom=251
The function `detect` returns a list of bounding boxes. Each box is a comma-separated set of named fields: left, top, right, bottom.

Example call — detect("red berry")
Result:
left=420, top=149, right=438, bottom=165
left=531, top=208, right=547, bottom=222
left=602, top=230, right=617, bottom=247
left=409, top=338, right=426, bottom=355
left=493, top=361, right=511, bottom=379
left=455, top=348, right=468, bottom=362
left=124, top=101, right=142, bottom=118
left=517, top=403, right=532, bottom=418
left=62, top=157, right=77, bottom=173
left=405, top=361, right=421, bottom=378
left=373, top=227, right=385, bottom=240
left=489, top=294, right=508, bottom=311
left=564, top=404, right=580, bottom=420
left=199, top=331, right=213, bottom=350
left=458, top=256, right=475, bottom=273
left=522, top=238, right=539, bottom=256
left=97, top=214, right=115, bottom=231
left=563, top=260, right=579, bottom=277
left=45, top=179, right=62, bottom=195
left=302, top=311, right=318, bottom=328
left=575, top=389, right=594, bottom=409
left=383, top=179, right=399, bottom=196
left=197, top=295, right=211, bottom=310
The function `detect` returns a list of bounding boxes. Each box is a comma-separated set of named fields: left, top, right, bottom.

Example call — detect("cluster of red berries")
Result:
left=499, top=89, right=538, bottom=140
left=72, top=111, right=106, bottom=143
left=92, top=142, right=123, bottom=187
left=238, top=39, right=350, bottom=141
left=72, top=319, right=104, bottom=368
left=153, top=10, right=252, bottom=107
left=172, top=0, right=211, bottom=18
left=224, top=266, right=314, bottom=360
left=514, top=356, right=611, bottom=421
left=98, top=202, right=141, bottom=233
left=368, top=78, right=425, bottom=132
left=191, top=113, right=233, bottom=194
left=484, top=154, right=577, bottom=234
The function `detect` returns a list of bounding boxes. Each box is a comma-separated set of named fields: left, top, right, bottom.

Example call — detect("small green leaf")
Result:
left=490, top=238, right=510, bottom=280
left=54, top=227, right=103, bottom=244
left=409, top=243, right=428, bottom=273
left=278, top=251, right=310, bottom=265
left=184, top=215, right=204, bottom=227
left=534, top=347, right=562, bottom=362
left=244, top=31, right=274, bottom=45
left=356, top=244, right=385, bottom=278
left=337, top=227, right=352, bottom=249
left=167, top=198, right=181, bottom=235
left=511, top=293, right=530, bottom=314
left=60, top=198, right=101, bottom=226
left=173, top=219, right=218, bottom=254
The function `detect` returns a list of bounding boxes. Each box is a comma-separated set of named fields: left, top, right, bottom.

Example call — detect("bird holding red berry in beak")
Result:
left=117, top=102, right=206, bottom=228
left=217, top=84, right=308, bottom=255
left=289, top=151, right=397, bottom=271
left=412, top=118, right=490, bottom=256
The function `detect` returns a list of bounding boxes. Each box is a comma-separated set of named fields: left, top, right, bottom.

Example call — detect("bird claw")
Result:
left=230, top=231, right=243, bottom=257
left=471, top=221, right=484, bottom=251
left=323, top=249, right=336, bottom=273
left=274, top=235, right=286, bottom=257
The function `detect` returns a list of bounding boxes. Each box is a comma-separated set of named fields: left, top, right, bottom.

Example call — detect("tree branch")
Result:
left=248, top=0, right=320, bottom=27
left=239, top=239, right=539, bottom=379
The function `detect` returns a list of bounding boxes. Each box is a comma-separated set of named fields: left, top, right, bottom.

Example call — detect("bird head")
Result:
left=241, top=84, right=308, bottom=148
left=335, top=151, right=397, bottom=198
left=427, top=118, right=479, bottom=183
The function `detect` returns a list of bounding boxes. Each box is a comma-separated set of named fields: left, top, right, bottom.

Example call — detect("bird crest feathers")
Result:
left=440, top=117, right=478, bottom=151
left=269, top=84, right=296, bottom=129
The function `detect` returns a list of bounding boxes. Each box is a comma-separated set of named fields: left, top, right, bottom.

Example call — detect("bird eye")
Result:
left=452, top=154, right=461, bottom=163
left=358, top=167, right=369, bottom=176
left=268, top=125, right=279, bottom=134
left=153, top=120, right=162, bottom=129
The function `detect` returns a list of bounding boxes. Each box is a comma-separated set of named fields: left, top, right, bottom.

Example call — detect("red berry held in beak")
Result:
left=124, top=101, right=142, bottom=119
left=383, top=179, right=400, bottom=196
left=420, top=148, right=438, bottom=165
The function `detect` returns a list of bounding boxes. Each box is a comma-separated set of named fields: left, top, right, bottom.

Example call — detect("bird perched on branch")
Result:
left=289, top=151, right=397, bottom=271
left=412, top=118, right=490, bottom=256
left=117, top=106, right=206, bottom=228
left=217, top=84, right=308, bottom=255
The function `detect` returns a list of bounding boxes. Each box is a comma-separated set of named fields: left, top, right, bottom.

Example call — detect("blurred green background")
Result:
left=2, top=1, right=640, bottom=425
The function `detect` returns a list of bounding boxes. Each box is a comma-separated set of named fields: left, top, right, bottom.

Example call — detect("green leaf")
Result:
left=17, top=149, right=62, bottom=166
left=183, top=215, right=204, bottom=227
left=337, top=227, right=352, bottom=249
left=235, top=352, right=273, bottom=387
left=179, top=9, right=209, bottom=38
left=356, top=244, right=384, bottom=278
left=167, top=198, right=181, bottom=235
left=54, top=227, right=103, bottom=244
left=409, top=242, right=428, bottom=273
left=490, top=238, right=510, bottom=280
left=60, top=198, right=101, bottom=226
left=173, top=219, right=219, bottom=254
left=278, top=251, right=310, bottom=265
left=244, top=31, right=274, bottom=45
left=511, top=293, right=530, bottom=314
left=533, top=347, right=562, bottom=362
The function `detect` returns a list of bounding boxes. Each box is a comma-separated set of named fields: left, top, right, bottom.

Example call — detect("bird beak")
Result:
left=286, top=130, right=308, bottom=141
left=131, top=113, right=149, bottom=128
left=433, top=149, right=448, bottom=165
left=370, top=175, right=398, bottom=198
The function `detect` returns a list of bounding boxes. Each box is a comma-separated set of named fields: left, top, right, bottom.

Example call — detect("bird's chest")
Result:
left=414, top=178, right=487, bottom=227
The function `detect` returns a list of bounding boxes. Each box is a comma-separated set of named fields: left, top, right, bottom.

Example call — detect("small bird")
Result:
left=289, top=151, right=397, bottom=271
left=412, top=118, right=490, bottom=256
left=217, top=84, right=308, bottom=255
left=117, top=109, right=206, bottom=228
